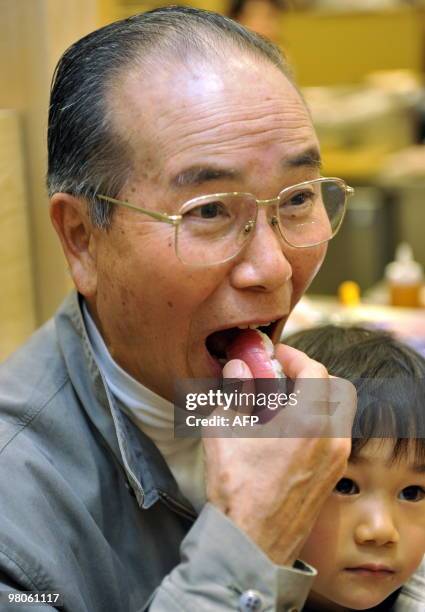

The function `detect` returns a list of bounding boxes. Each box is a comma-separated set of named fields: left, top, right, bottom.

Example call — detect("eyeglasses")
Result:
left=97, top=177, right=354, bottom=266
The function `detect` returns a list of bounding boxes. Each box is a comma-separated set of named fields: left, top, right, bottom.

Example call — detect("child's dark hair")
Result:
left=284, top=325, right=425, bottom=463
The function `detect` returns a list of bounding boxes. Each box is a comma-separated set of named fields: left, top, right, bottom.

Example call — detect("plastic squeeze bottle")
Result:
left=338, top=280, right=361, bottom=307
left=385, top=243, right=423, bottom=308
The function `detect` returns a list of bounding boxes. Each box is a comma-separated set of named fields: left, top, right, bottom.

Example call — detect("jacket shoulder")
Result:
left=0, top=318, right=69, bottom=450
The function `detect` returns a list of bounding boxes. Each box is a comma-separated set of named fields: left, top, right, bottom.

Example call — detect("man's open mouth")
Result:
left=205, top=320, right=280, bottom=364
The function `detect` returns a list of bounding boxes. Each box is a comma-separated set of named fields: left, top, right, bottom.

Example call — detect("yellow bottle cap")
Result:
left=338, top=281, right=361, bottom=306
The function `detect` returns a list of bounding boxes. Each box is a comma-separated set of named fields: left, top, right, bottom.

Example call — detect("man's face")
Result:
left=89, top=55, right=326, bottom=400
left=300, top=440, right=425, bottom=610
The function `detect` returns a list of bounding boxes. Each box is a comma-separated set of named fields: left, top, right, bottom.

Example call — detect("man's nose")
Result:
left=354, top=501, right=399, bottom=547
left=229, top=208, right=292, bottom=292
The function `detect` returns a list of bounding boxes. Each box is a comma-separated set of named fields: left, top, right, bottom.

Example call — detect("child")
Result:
left=285, top=325, right=425, bottom=611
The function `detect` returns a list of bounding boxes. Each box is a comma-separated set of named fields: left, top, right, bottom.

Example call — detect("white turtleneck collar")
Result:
left=82, top=300, right=205, bottom=512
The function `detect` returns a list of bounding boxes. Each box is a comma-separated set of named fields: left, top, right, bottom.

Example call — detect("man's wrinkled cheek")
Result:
left=309, top=249, right=327, bottom=285
left=117, top=284, right=134, bottom=311
left=300, top=244, right=327, bottom=286
left=164, top=265, right=227, bottom=306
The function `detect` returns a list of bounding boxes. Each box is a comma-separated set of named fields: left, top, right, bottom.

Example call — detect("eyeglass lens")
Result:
left=176, top=179, right=346, bottom=265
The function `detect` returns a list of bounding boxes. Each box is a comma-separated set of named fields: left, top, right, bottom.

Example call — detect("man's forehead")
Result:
left=109, top=55, right=316, bottom=183
left=113, top=52, right=307, bottom=129
left=124, top=48, right=293, bottom=91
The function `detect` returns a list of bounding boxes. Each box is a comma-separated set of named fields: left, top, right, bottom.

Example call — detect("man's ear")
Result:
left=49, top=193, right=98, bottom=298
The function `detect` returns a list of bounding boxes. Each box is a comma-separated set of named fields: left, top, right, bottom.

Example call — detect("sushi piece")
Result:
left=226, top=329, right=284, bottom=378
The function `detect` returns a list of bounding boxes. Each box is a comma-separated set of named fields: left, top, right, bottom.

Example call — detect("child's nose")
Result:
left=354, top=503, right=399, bottom=546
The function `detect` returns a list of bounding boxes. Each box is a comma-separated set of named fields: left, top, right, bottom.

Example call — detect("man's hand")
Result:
left=202, top=344, right=356, bottom=566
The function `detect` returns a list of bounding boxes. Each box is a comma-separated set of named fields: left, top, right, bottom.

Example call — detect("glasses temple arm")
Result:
left=97, top=194, right=180, bottom=225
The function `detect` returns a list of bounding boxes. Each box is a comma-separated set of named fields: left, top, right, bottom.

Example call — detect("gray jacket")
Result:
left=0, top=292, right=317, bottom=612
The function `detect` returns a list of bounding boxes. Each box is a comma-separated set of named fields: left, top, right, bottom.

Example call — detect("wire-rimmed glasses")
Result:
left=98, top=177, right=354, bottom=266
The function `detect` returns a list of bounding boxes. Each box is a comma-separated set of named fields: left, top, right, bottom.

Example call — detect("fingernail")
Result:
left=224, top=359, right=250, bottom=379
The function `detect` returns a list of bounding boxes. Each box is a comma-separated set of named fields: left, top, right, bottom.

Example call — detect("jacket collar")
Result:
left=55, top=291, right=196, bottom=520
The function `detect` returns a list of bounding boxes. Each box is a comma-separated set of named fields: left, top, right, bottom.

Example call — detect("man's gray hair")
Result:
left=47, top=5, right=293, bottom=228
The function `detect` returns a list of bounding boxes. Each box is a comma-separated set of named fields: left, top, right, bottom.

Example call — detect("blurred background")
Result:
left=1, top=0, right=425, bottom=361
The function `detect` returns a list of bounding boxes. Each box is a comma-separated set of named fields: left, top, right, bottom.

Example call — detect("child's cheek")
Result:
left=299, top=498, right=344, bottom=572
left=401, top=536, right=425, bottom=583
left=299, top=521, right=335, bottom=570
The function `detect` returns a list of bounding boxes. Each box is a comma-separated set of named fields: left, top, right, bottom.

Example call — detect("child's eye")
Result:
left=399, top=486, right=425, bottom=502
left=334, top=478, right=359, bottom=496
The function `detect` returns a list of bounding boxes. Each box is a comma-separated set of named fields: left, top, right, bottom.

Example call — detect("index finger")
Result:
left=275, top=343, right=329, bottom=380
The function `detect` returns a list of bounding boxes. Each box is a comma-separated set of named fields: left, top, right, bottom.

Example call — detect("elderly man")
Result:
left=0, top=6, right=359, bottom=611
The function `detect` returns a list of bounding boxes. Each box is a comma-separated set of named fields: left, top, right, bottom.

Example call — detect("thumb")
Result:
left=222, top=359, right=253, bottom=379
left=222, top=359, right=255, bottom=418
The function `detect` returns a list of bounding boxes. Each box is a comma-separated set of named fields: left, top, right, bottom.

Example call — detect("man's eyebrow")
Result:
left=170, top=148, right=322, bottom=189
left=284, top=148, right=322, bottom=170
left=170, top=166, right=240, bottom=188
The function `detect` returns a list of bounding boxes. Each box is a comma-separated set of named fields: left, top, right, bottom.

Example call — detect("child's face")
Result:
left=300, top=439, right=425, bottom=611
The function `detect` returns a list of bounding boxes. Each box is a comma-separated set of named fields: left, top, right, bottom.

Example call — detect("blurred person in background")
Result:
left=228, top=0, right=288, bottom=41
